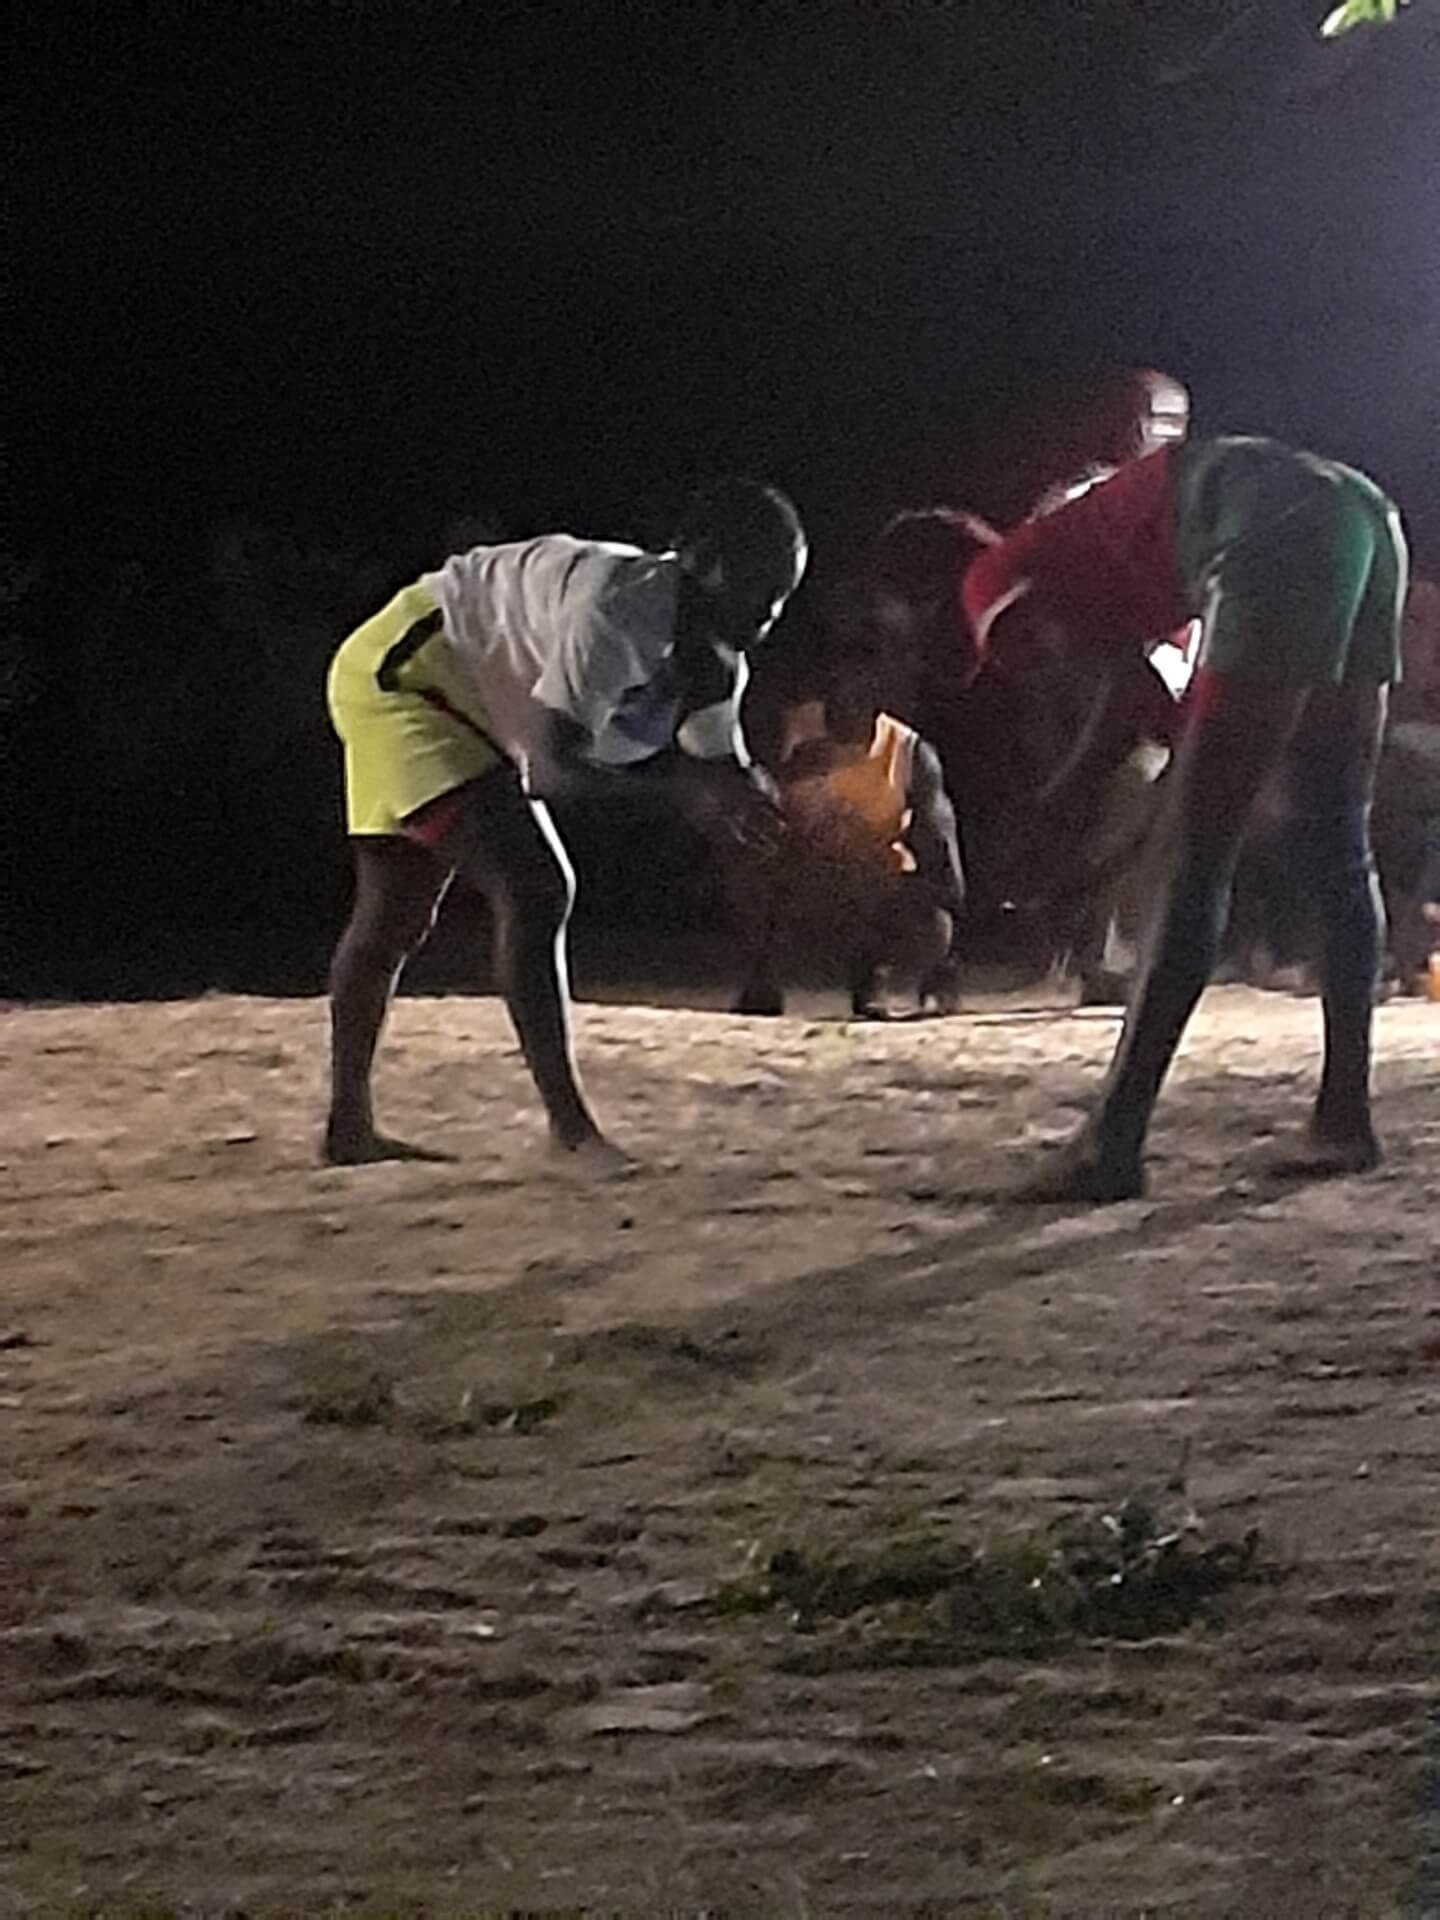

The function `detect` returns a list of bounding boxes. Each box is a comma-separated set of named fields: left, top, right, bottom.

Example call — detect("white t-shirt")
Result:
left=422, top=534, right=748, bottom=770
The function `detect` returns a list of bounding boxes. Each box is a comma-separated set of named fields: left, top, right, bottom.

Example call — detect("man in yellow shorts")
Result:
left=324, top=479, right=807, bottom=1166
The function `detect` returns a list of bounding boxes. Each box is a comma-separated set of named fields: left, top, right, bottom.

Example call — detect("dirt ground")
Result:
left=2, top=983, right=1437, bottom=1916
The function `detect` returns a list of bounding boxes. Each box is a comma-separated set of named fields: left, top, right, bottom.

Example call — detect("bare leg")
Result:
left=1018, top=679, right=1307, bottom=1202
left=1287, top=684, right=1388, bottom=1169
left=430, top=769, right=623, bottom=1164
left=326, top=837, right=452, bottom=1163
left=733, top=895, right=788, bottom=1017
left=1074, top=757, right=1163, bottom=1004
left=853, top=881, right=952, bottom=1018
left=724, top=843, right=789, bottom=1015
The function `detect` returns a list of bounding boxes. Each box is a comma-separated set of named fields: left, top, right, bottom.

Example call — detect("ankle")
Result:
left=1309, top=1105, right=1376, bottom=1146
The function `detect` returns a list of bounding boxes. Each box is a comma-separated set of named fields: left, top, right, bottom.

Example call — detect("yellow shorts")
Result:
left=326, top=580, right=502, bottom=836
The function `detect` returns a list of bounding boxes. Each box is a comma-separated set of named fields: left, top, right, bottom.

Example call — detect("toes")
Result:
left=324, top=1133, right=454, bottom=1167
left=1013, top=1156, right=1146, bottom=1205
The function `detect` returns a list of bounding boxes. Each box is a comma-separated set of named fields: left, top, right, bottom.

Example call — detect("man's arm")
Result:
left=907, top=740, right=966, bottom=918
left=525, top=708, right=640, bottom=808
left=526, top=707, right=782, bottom=848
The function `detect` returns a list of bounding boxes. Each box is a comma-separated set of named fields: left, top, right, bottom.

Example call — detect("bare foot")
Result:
left=1267, top=1119, right=1382, bottom=1181
left=849, top=998, right=893, bottom=1023
left=1012, top=1136, right=1146, bottom=1204
left=733, top=987, right=786, bottom=1017
left=919, top=965, right=963, bottom=1017
left=322, top=1128, right=456, bottom=1167
left=1077, top=968, right=1132, bottom=1008
left=549, top=1132, right=641, bottom=1179
left=919, top=992, right=962, bottom=1018
left=1267, top=963, right=1321, bottom=999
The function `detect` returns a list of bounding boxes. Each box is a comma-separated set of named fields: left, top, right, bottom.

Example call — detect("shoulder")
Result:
left=506, top=537, right=676, bottom=638
left=588, top=544, right=679, bottom=605
left=431, top=533, right=579, bottom=597
left=587, top=549, right=682, bottom=654
left=962, top=527, right=1035, bottom=622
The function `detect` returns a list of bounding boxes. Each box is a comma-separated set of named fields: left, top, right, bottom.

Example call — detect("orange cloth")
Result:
left=783, top=712, right=919, bottom=873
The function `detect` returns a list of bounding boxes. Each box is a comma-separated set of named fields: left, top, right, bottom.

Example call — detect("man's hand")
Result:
left=676, top=761, right=786, bottom=856
left=528, top=713, right=784, bottom=853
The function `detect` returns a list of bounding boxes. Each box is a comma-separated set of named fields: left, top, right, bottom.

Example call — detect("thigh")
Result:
left=1202, top=497, right=1376, bottom=686
left=1172, top=677, right=1308, bottom=847
left=872, top=869, right=947, bottom=938
left=348, top=836, right=451, bottom=947
left=1086, top=755, right=1164, bottom=871
left=432, top=763, right=576, bottom=913
left=1342, top=486, right=1409, bottom=686
left=1287, top=684, right=1389, bottom=833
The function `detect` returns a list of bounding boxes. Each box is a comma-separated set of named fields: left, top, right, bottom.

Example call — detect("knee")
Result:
left=503, top=844, right=576, bottom=935
left=915, top=906, right=954, bottom=976
left=881, top=889, right=952, bottom=976
left=1156, top=856, right=1234, bottom=960
left=333, top=895, right=439, bottom=982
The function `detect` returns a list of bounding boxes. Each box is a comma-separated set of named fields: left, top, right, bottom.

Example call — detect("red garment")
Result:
left=962, top=447, right=1187, bottom=662
left=399, top=785, right=470, bottom=847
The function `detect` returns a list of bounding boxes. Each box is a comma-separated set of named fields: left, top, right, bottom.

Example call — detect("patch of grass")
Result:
left=711, top=1498, right=1263, bottom=1673
left=408, top=1386, right=567, bottom=1441
left=716, top=1534, right=971, bottom=1623
left=300, top=1367, right=395, bottom=1428
left=230, top=1635, right=368, bottom=1687
left=451, top=1389, right=564, bottom=1434
left=565, top=1321, right=765, bottom=1384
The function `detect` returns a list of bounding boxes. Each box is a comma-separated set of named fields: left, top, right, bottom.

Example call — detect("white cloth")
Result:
left=1147, top=621, right=1201, bottom=699
left=423, top=534, right=744, bottom=769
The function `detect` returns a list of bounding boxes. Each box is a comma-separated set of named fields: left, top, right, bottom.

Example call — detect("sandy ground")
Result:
left=1, top=984, right=1437, bottom=1916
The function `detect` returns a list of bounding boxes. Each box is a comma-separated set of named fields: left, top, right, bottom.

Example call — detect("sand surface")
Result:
left=2, top=986, right=1437, bottom=1914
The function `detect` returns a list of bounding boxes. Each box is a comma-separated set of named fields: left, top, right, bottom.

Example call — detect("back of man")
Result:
left=960, top=433, right=1409, bottom=1201
left=323, top=478, right=806, bottom=1167
left=421, top=534, right=687, bottom=767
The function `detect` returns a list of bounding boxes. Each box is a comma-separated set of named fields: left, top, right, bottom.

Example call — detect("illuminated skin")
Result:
left=732, top=649, right=966, bottom=1018
left=982, top=602, right=1390, bottom=1204
left=844, top=508, right=1175, bottom=1009
left=957, top=425, right=1407, bottom=1203
left=1090, top=369, right=1191, bottom=466
left=1381, top=581, right=1440, bottom=985
left=325, top=496, right=807, bottom=1169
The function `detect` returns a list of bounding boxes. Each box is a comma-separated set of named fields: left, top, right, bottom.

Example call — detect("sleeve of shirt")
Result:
left=962, top=542, right=1035, bottom=655
left=531, top=556, right=678, bottom=739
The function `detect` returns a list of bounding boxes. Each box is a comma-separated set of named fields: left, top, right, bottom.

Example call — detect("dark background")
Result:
left=7, top=0, right=1438, bottom=998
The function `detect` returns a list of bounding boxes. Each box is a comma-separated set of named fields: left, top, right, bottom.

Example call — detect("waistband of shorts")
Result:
left=377, top=604, right=445, bottom=691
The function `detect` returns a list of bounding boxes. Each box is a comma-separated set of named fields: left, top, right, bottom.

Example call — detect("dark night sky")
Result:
left=6, top=1, right=1439, bottom=998
left=14, top=0, right=1440, bottom=564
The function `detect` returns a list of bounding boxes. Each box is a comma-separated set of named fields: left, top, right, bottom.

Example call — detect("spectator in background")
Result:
left=1375, top=578, right=1440, bottom=988
left=841, top=506, right=1180, bottom=1002
left=733, top=632, right=966, bottom=1018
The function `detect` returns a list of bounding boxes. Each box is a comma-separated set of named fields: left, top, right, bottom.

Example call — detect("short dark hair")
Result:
left=671, top=478, right=805, bottom=574
left=864, top=508, right=999, bottom=602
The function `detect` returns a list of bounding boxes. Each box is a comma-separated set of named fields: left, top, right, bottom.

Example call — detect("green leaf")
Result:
left=1319, top=0, right=1409, bottom=39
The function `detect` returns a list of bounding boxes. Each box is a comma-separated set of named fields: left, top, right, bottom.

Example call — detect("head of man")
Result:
left=820, top=643, right=888, bottom=748
left=969, top=580, right=1085, bottom=679
left=1089, top=368, right=1190, bottom=466
left=673, top=479, right=808, bottom=657
left=854, top=508, right=1000, bottom=702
